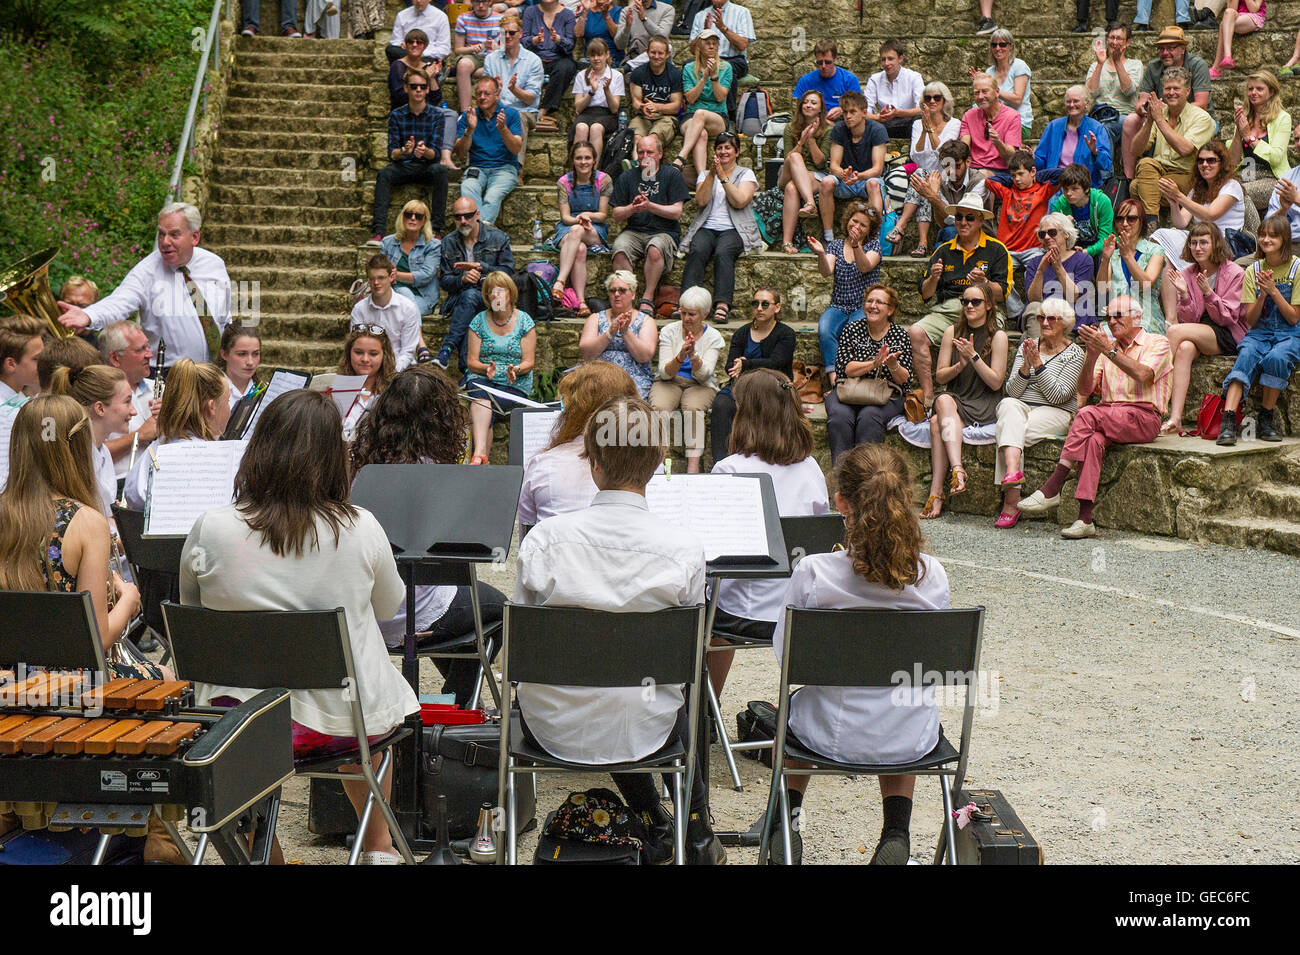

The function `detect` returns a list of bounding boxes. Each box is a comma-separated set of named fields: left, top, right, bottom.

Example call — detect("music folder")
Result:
left=240, top=368, right=313, bottom=437
left=507, top=404, right=563, bottom=467
left=645, top=472, right=788, bottom=574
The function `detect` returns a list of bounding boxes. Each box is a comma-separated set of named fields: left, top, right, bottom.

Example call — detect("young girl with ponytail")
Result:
left=124, top=358, right=230, bottom=509
left=772, top=443, right=950, bottom=865
left=50, top=364, right=135, bottom=514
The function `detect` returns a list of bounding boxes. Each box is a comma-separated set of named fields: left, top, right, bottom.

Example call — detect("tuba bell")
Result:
left=0, top=247, right=71, bottom=339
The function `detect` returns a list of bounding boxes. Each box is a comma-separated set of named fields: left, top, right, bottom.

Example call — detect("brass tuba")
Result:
left=0, top=247, right=71, bottom=339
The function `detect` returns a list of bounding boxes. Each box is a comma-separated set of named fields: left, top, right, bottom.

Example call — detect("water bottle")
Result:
left=618, top=107, right=627, bottom=129
left=532, top=218, right=543, bottom=250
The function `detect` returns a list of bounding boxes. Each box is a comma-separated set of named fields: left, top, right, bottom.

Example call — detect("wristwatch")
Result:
left=1107, top=346, right=1119, bottom=360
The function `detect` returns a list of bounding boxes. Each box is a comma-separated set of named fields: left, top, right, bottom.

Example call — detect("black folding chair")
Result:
left=758, top=607, right=985, bottom=866
left=707, top=514, right=846, bottom=791
left=495, top=603, right=707, bottom=865
left=111, top=504, right=183, bottom=664
left=162, top=602, right=416, bottom=865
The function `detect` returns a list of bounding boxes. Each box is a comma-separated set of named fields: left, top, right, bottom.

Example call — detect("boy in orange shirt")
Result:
left=983, top=149, right=1056, bottom=324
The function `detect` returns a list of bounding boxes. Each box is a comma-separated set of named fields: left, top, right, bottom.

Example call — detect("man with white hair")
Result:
left=57, top=203, right=232, bottom=369
left=100, top=321, right=161, bottom=479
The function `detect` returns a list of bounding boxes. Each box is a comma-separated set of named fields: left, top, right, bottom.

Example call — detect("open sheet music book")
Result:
left=308, top=373, right=368, bottom=417
left=144, top=440, right=249, bottom=537
left=0, top=394, right=28, bottom=492
left=644, top=473, right=773, bottom=564
left=519, top=408, right=561, bottom=467
left=242, top=368, right=312, bottom=436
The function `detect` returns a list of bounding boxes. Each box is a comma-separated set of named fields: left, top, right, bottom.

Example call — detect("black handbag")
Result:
left=420, top=723, right=536, bottom=839
left=734, top=700, right=776, bottom=767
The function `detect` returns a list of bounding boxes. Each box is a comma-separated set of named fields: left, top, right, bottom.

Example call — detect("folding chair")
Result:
left=495, top=603, right=707, bottom=865
left=706, top=514, right=845, bottom=791
left=111, top=504, right=182, bottom=663
left=758, top=607, right=985, bottom=866
left=161, top=602, right=416, bottom=865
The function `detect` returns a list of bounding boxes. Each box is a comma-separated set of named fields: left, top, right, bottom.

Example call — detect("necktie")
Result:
left=178, top=265, right=222, bottom=360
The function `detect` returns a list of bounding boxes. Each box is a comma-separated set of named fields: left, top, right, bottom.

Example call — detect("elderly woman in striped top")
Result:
left=993, top=298, right=1086, bottom=528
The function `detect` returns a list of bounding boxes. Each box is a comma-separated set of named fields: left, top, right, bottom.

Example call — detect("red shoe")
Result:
left=470, top=454, right=489, bottom=465
left=993, top=510, right=1021, bottom=529
left=1000, top=470, right=1025, bottom=486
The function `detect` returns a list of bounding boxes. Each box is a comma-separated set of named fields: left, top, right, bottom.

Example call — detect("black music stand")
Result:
left=351, top=462, right=523, bottom=850
left=506, top=404, right=562, bottom=467
left=0, top=590, right=106, bottom=673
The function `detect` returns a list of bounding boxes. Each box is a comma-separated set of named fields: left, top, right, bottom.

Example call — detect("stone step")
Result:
left=208, top=182, right=362, bottom=208
left=259, top=313, right=353, bottom=340
left=212, top=149, right=367, bottom=173
left=260, top=337, right=345, bottom=367
left=1194, top=515, right=1300, bottom=558
left=221, top=266, right=357, bottom=292
left=236, top=51, right=373, bottom=70
left=229, top=80, right=370, bottom=102
left=235, top=34, right=374, bottom=55
left=234, top=66, right=368, bottom=86
left=1251, top=481, right=1300, bottom=522
left=248, top=288, right=353, bottom=314
left=220, top=128, right=370, bottom=152
left=224, top=95, right=368, bottom=117
left=210, top=165, right=366, bottom=188
left=208, top=221, right=367, bottom=246
left=222, top=113, right=366, bottom=135
left=206, top=202, right=359, bottom=226
left=221, top=244, right=358, bottom=270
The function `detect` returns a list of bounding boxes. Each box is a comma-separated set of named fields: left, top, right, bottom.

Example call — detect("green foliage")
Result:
left=532, top=366, right=565, bottom=402
left=0, top=0, right=210, bottom=288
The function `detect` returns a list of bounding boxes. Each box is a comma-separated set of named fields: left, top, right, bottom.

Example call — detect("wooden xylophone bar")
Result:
left=0, top=714, right=202, bottom=757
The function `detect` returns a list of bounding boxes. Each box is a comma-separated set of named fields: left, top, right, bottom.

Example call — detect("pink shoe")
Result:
left=1209, top=66, right=1223, bottom=78
left=1220, top=56, right=1235, bottom=70
left=994, top=510, right=1021, bottom=529
left=1001, top=470, right=1025, bottom=487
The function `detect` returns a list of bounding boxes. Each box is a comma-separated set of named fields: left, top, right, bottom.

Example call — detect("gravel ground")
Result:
left=207, top=515, right=1299, bottom=865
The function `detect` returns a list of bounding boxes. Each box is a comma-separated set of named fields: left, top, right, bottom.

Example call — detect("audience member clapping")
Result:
left=779, top=91, right=833, bottom=255
left=891, top=83, right=960, bottom=257
left=649, top=285, right=724, bottom=473
left=1151, top=141, right=1247, bottom=270
left=808, top=202, right=883, bottom=377
left=1023, top=211, right=1096, bottom=328
left=676, top=30, right=733, bottom=179
left=454, top=75, right=523, bottom=227
left=522, top=0, right=578, bottom=132
left=1128, top=66, right=1214, bottom=229
left=977, top=29, right=1032, bottom=135
left=1225, top=71, right=1291, bottom=214
left=370, top=68, right=454, bottom=247
left=1085, top=22, right=1142, bottom=159
left=1035, top=86, right=1111, bottom=188
left=709, top=287, right=796, bottom=462
left=615, top=0, right=675, bottom=62
left=863, top=40, right=921, bottom=138
left=570, top=38, right=624, bottom=167
left=1098, top=199, right=1167, bottom=333
left=681, top=131, right=760, bottom=326
left=816, top=91, right=888, bottom=238
left=578, top=271, right=659, bottom=396
left=464, top=271, right=536, bottom=465
left=627, top=35, right=683, bottom=150
left=611, top=134, right=689, bottom=316
left=483, top=14, right=545, bottom=154
left=549, top=142, right=613, bottom=314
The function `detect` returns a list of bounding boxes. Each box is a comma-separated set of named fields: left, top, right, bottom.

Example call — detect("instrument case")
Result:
left=954, top=789, right=1043, bottom=865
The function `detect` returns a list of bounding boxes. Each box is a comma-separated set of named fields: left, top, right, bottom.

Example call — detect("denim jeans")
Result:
left=459, top=166, right=517, bottom=227
left=394, top=285, right=436, bottom=317
left=1224, top=325, right=1300, bottom=393
left=441, top=287, right=485, bottom=368
left=818, top=306, right=864, bottom=368
left=241, top=0, right=298, bottom=32
left=1136, top=0, right=1189, bottom=22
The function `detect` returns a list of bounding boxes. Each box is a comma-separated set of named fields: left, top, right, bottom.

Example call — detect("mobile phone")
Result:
left=465, top=168, right=481, bottom=180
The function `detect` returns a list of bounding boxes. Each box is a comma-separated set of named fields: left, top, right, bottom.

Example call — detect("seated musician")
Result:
left=350, top=366, right=507, bottom=704
left=771, top=443, right=950, bottom=865
left=516, top=359, right=638, bottom=531
left=514, top=395, right=724, bottom=865
left=180, top=390, right=418, bottom=864
left=124, top=359, right=231, bottom=510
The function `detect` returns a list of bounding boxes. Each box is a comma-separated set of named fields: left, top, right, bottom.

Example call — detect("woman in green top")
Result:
left=675, top=29, right=733, bottom=179
left=1225, top=70, right=1292, bottom=213
left=779, top=90, right=833, bottom=255
left=464, top=271, right=537, bottom=465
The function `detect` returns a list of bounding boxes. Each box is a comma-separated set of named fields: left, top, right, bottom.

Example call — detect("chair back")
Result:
left=501, top=604, right=705, bottom=689
left=112, top=505, right=185, bottom=575
left=161, top=602, right=353, bottom=692
left=445, top=2, right=472, bottom=31
left=0, top=590, right=106, bottom=672
left=780, top=514, right=845, bottom=562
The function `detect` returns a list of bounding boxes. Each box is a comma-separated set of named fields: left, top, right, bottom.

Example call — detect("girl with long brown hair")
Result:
left=180, top=389, right=418, bottom=864
left=337, top=326, right=396, bottom=442
left=708, top=367, right=829, bottom=700
left=1154, top=141, right=1247, bottom=271
left=779, top=90, right=832, bottom=255
left=771, top=443, right=949, bottom=865
left=50, top=364, right=134, bottom=514
left=123, top=358, right=230, bottom=509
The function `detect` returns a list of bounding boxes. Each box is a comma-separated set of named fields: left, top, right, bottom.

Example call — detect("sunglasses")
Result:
left=990, top=41, right=1010, bottom=47
left=403, top=211, right=426, bottom=220
left=353, top=324, right=388, bottom=337
left=406, top=83, right=429, bottom=90
left=816, top=59, right=835, bottom=65
left=923, top=94, right=945, bottom=102
left=1037, top=228, right=1059, bottom=238
left=452, top=211, right=477, bottom=220
left=954, top=213, right=982, bottom=222
left=751, top=299, right=775, bottom=308
left=503, top=28, right=521, bottom=35
left=961, top=297, right=986, bottom=306
left=1116, top=214, right=1142, bottom=222
left=1196, top=156, right=1221, bottom=164
left=609, top=286, right=633, bottom=294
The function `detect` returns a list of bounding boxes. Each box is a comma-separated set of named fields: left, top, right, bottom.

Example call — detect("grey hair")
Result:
left=1065, top=85, right=1092, bottom=109
left=99, top=320, right=145, bottom=359
left=678, top=285, right=713, bottom=317
left=158, top=201, right=201, bottom=232
left=604, top=270, right=639, bottom=295
left=1161, top=66, right=1192, bottom=91
left=922, top=81, right=955, bottom=121
left=1038, top=297, right=1077, bottom=330
left=1038, top=211, right=1078, bottom=250
left=989, top=28, right=1015, bottom=52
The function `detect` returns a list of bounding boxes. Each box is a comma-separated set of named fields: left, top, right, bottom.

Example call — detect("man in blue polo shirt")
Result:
left=454, top=74, right=523, bottom=228
left=792, top=40, right=862, bottom=122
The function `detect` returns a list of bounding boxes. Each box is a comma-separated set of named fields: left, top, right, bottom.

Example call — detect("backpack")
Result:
left=735, top=88, right=773, bottom=137
left=752, top=185, right=807, bottom=250
left=600, top=126, right=637, bottom=178
left=517, top=265, right=555, bottom=323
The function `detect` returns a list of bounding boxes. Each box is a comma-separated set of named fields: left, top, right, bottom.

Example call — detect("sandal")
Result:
left=1000, top=470, right=1025, bottom=487
left=798, top=200, right=816, bottom=216
left=712, top=303, right=730, bottom=325
left=469, top=454, right=489, bottom=465
left=551, top=279, right=565, bottom=301
left=909, top=245, right=928, bottom=258
left=993, top=510, right=1021, bottom=529
left=638, top=297, right=656, bottom=316
left=949, top=465, right=968, bottom=496
left=671, top=157, right=685, bottom=170
left=920, top=492, right=945, bottom=520
left=886, top=227, right=904, bottom=246
left=782, top=242, right=799, bottom=255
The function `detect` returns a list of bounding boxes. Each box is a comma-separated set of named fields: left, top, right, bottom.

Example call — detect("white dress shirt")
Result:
left=181, top=504, right=419, bottom=737
left=0, top=381, right=18, bottom=403
left=108, top=379, right=155, bottom=479
left=774, top=551, right=949, bottom=765
left=351, top=294, right=422, bottom=372
left=710, top=454, right=829, bottom=623
left=514, top=490, right=706, bottom=764
left=689, top=2, right=754, bottom=60
left=85, top=248, right=231, bottom=366
left=92, top=441, right=116, bottom=516
left=226, top=374, right=258, bottom=411
left=391, top=4, right=451, bottom=59
left=864, top=66, right=924, bottom=115
left=517, top=436, right=599, bottom=532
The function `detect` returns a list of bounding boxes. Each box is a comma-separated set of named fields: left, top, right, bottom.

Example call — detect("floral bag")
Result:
left=544, top=788, right=648, bottom=848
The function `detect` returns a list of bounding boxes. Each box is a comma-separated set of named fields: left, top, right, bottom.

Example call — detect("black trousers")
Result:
left=681, top=228, right=743, bottom=307
left=824, top=391, right=905, bottom=461
left=1076, top=0, right=1120, bottom=23
left=418, top=582, right=506, bottom=705
left=709, top=388, right=736, bottom=464
left=371, top=160, right=449, bottom=236
left=540, top=56, right=579, bottom=114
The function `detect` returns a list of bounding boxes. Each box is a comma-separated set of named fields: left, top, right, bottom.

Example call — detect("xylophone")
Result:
left=0, top=671, right=293, bottom=861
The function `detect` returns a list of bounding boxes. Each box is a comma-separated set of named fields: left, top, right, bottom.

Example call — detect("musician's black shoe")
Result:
left=136, top=632, right=160, bottom=654
left=685, top=811, right=726, bottom=865
left=639, top=804, right=675, bottom=865
left=766, top=809, right=803, bottom=865
left=1258, top=408, right=1283, bottom=442
left=1217, top=410, right=1238, bottom=446
left=868, top=830, right=911, bottom=865
left=1071, top=22, right=1089, bottom=33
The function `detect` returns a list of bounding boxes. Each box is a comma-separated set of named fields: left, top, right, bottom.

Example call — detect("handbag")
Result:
left=835, top=375, right=893, bottom=406
left=791, top=360, right=824, bottom=403
left=1191, top=392, right=1229, bottom=439
left=904, top=388, right=927, bottom=423
left=655, top=284, right=681, bottom=319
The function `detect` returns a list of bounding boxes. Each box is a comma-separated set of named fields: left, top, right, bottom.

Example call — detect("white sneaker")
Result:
left=1060, top=520, right=1097, bottom=540
left=358, top=850, right=402, bottom=865
left=1017, top=490, right=1060, bottom=515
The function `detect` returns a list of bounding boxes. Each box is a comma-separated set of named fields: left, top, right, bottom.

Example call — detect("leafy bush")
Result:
left=0, top=0, right=211, bottom=289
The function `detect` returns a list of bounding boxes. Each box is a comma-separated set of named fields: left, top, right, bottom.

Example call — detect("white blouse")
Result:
left=710, top=454, right=830, bottom=623
left=775, top=550, right=949, bottom=765
left=909, top=117, right=962, bottom=171
left=181, top=504, right=419, bottom=737
left=93, top=441, right=117, bottom=516
left=571, top=65, right=626, bottom=110
left=517, top=436, right=599, bottom=533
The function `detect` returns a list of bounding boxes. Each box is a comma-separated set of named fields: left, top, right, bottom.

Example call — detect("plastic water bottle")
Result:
left=618, top=107, right=627, bottom=129
left=532, top=218, right=544, bottom=250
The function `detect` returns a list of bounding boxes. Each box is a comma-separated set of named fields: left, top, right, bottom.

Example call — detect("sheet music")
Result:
left=309, top=373, right=368, bottom=417
left=244, top=368, right=311, bottom=435
left=520, top=409, right=561, bottom=467
left=645, top=474, right=770, bottom=562
left=0, top=395, right=28, bottom=492
left=144, top=440, right=248, bottom=537
left=470, top=381, right=549, bottom=409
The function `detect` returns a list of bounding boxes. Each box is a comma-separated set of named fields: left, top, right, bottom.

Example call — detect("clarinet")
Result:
left=153, top=338, right=166, bottom=402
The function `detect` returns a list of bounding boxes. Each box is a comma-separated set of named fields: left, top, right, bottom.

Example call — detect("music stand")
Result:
left=0, top=591, right=106, bottom=673
left=506, top=405, right=562, bottom=467
left=222, top=385, right=266, bottom=440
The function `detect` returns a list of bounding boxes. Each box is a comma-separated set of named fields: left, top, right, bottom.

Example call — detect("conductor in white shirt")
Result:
left=514, top=394, right=724, bottom=865
left=57, top=203, right=232, bottom=371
